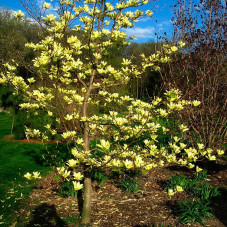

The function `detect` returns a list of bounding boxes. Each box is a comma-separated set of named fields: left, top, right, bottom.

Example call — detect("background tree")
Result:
left=123, top=42, right=163, bottom=99
left=0, top=9, right=42, bottom=136
left=159, top=0, right=227, bottom=149
left=0, top=8, right=41, bottom=68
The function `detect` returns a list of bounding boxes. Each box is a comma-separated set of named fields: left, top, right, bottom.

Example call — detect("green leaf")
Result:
left=142, top=169, right=147, bottom=175
left=170, top=93, right=176, bottom=98
left=53, top=57, right=58, bottom=62
left=53, top=175, right=60, bottom=181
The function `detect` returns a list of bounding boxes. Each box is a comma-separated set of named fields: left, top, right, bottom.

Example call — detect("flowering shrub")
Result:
left=0, top=0, right=224, bottom=224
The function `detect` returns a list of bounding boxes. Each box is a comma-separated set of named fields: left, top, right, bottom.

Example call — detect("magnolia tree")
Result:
left=0, top=0, right=224, bottom=224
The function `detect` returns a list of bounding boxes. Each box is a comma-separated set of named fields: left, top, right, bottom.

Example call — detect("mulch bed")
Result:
left=15, top=163, right=227, bottom=227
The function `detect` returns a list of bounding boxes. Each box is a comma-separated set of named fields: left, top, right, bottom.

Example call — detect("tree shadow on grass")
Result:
left=26, top=203, right=67, bottom=227
left=25, top=143, right=73, bottom=166
left=23, top=143, right=74, bottom=167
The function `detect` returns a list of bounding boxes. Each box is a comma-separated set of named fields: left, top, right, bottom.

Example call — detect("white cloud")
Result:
left=137, top=17, right=152, bottom=23
left=37, top=0, right=58, bottom=16
left=158, top=20, right=171, bottom=28
left=123, top=26, right=155, bottom=39
left=0, top=7, right=14, bottom=16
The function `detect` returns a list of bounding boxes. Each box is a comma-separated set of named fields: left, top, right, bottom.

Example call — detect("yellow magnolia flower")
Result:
left=179, top=124, right=189, bottom=132
left=45, top=124, right=51, bottom=129
left=173, top=136, right=180, bottom=142
left=171, top=46, right=178, bottom=52
left=146, top=10, right=153, bottom=17
left=27, top=77, right=35, bottom=84
left=217, top=149, right=224, bottom=155
left=144, top=164, right=153, bottom=170
left=180, top=143, right=186, bottom=149
left=67, top=159, right=79, bottom=167
left=24, top=172, right=32, bottom=180
left=73, top=181, right=83, bottom=191
left=47, top=111, right=53, bottom=116
left=134, top=156, right=144, bottom=167
left=13, top=10, right=25, bottom=19
left=43, top=2, right=51, bottom=9
left=62, top=131, right=76, bottom=139
left=179, top=41, right=186, bottom=47
left=188, top=163, right=195, bottom=169
left=142, top=0, right=149, bottom=4
left=178, top=159, right=187, bottom=166
left=62, top=170, right=71, bottom=178
left=159, top=109, right=168, bottom=117
left=122, top=58, right=131, bottom=66
left=168, top=189, right=175, bottom=196
left=187, top=152, right=194, bottom=159
left=42, top=14, right=56, bottom=23
left=111, top=159, right=121, bottom=167
left=97, top=139, right=110, bottom=150
left=151, top=134, right=158, bottom=141
left=197, top=143, right=204, bottom=150
left=71, top=147, right=80, bottom=157
left=176, top=185, right=184, bottom=192
left=207, top=154, right=216, bottom=161
left=73, top=172, right=84, bottom=181
left=33, top=172, right=41, bottom=179
left=51, top=129, right=56, bottom=135
left=162, top=126, right=169, bottom=133
left=57, top=167, right=65, bottom=175
left=124, top=159, right=134, bottom=169
left=64, top=114, right=73, bottom=121
left=115, top=117, right=127, bottom=126
left=76, top=138, right=84, bottom=145
left=206, top=148, right=213, bottom=154
left=192, top=100, right=201, bottom=106
left=93, top=53, right=102, bottom=60
left=196, top=166, right=203, bottom=173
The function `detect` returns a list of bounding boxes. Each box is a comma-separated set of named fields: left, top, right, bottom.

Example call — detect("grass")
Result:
left=0, top=112, right=12, bottom=139
left=0, top=111, right=51, bottom=226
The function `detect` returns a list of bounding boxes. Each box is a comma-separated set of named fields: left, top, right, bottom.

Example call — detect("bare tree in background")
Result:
left=160, top=0, right=227, bottom=149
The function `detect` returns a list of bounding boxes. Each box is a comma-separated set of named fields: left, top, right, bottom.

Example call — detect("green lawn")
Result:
left=0, top=112, right=12, bottom=139
left=0, top=112, right=51, bottom=226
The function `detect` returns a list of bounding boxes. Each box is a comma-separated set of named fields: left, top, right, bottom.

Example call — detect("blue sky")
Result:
left=0, top=0, right=184, bottom=42
left=0, top=0, right=177, bottom=42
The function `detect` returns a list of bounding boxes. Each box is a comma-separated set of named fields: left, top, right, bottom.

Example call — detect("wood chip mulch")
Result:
left=15, top=164, right=227, bottom=227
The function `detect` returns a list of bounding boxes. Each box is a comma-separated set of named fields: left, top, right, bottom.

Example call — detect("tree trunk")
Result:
left=11, top=112, right=15, bottom=135
left=80, top=65, right=95, bottom=224
left=81, top=175, right=92, bottom=224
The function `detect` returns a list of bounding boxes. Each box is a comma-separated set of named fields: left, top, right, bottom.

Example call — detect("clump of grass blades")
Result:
left=165, top=170, right=220, bottom=224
